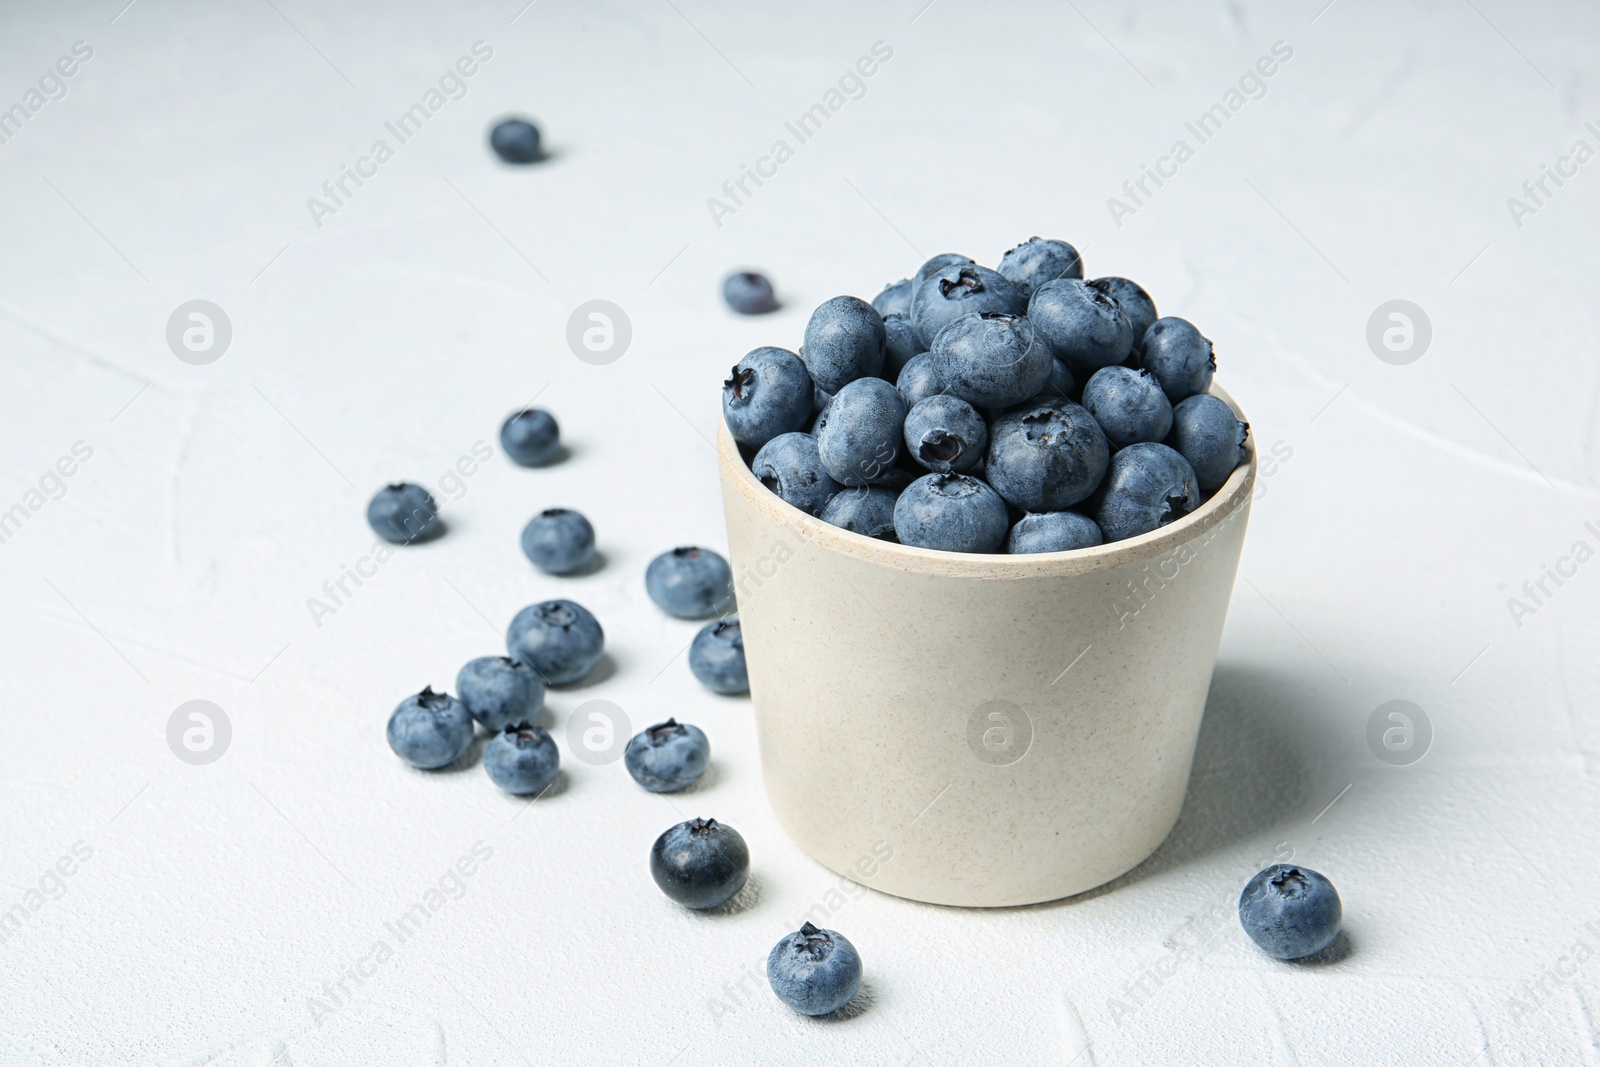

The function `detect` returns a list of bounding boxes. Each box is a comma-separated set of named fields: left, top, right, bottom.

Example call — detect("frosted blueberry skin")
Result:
left=881, top=312, right=922, bottom=377
left=912, top=252, right=975, bottom=287
left=645, top=547, right=733, bottom=620
left=893, top=473, right=1009, bottom=554
left=649, top=817, right=750, bottom=910
left=1007, top=511, right=1104, bottom=554
left=895, top=352, right=945, bottom=410
left=815, top=378, right=907, bottom=487
left=722, top=271, right=778, bottom=314
left=1238, top=864, right=1342, bottom=960
left=1169, top=393, right=1248, bottom=492
left=1028, top=278, right=1134, bottom=371
left=985, top=401, right=1110, bottom=513
left=387, top=687, right=473, bottom=770
left=456, top=656, right=545, bottom=732
left=903, top=394, right=988, bottom=474
left=367, top=483, right=441, bottom=544
left=998, top=236, right=1084, bottom=295
left=484, top=723, right=559, bottom=795
left=800, top=295, right=886, bottom=393
left=689, top=618, right=750, bottom=694
left=752, top=432, right=840, bottom=516
left=506, top=599, right=605, bottom=685
left=767, top=922, right=863, bottom=1016
left=624, top=718, right=710, bottom=792
left=1140, top=317, right=1216, bottom=402
left=819, top=486, right=900, bottom=541
left=930, top=312, right=1052, bottom=410
left=909, top=264, right=1029, bottom=349
left=520, top=507, right=596, bottom=575
left=489, top=118, right=542, bottom=163
left=723, top=346, right=814, bottom=450
left=871, top=277, right=915, bottom=319
left=1081, top=365, right=1175, bottom=449
left=1094, top=276, right=1158, bottom=352
left=501, top=408, right=561, bottom=467
left=1094, top=442, right=1201, bottom=543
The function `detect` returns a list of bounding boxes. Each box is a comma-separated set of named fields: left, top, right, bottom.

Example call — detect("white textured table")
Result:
left=2, top=1, right=1597, bottom=1063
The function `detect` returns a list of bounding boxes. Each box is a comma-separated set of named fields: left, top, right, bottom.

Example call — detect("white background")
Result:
left=1, top=0, right=1598, bottom=1063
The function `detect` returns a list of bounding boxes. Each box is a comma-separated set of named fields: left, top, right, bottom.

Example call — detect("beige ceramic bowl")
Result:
left=718, top=387, right=1254, bottom=907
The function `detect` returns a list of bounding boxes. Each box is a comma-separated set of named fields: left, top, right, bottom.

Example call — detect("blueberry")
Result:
left=767, top=922, right=863, bottom=1016
left=625, top=718, right=710, bottom=792
left=896, top=351, right=946, bottom=410
left=1170, top=393, right=1249, bottom=492
left=367, top=483, right=441, bottom=544
left=872, top=278, right=915, bottom=318
left=903, top=394, right=988, bottom=474
left=1081, top=366, right=1174, bottom=448
left=882, top=312, right=922, bottom=377
left=506, top=599, right=605, bottom=685
left=913, top=252, right=975, bottom=287
left=690, top=617, right=750, bottom=694
left=1093, top=442, right=1200, bottom=542
left=930, top=312, right=1052, bottom=409
left=1028, top=278, right=1134, bottom=370
left=909, top=264, right=1029, bottom=349
left=893, top=473, right=1009, bottom=553
left=1238, top=864, right=1342, bottom=960
left=1094, top=277, right=1158, bottom=351
left=812, top=384, right=833, bottom=414
left=649, top=817, right=750, bottom=910
left=819, top=486, right=899, bottom=541
left=484, top=723, right=560, bottom=795
left=800, top=296, right=886, bottom=393
left=456, top=656, right=545, bottom=732
left=815, top=378, right=906, bottom=487
left=646, top=546, right=733, bottom=619
left=751, top=432, right=841, bottom=516
left=1007, top=511, right=1103, bottom=554
left=489, top=118, right=542, bottom=163
left=985, top=401, right=1110, bottom=512
left=998, top=236, right=1083, bottom=294
left=500, top=408, right=561, bottom=467
left=1140, top=317, right=1216, bottom=402
left=1035, top=358, right=1077, bottom=403
left=723, top=271, right=778, bottom=314
left=386, top=687, right=473, bottom=770
left=520, top=507, right=596, bottom=575
left=723, top=347, right=814, bottom=449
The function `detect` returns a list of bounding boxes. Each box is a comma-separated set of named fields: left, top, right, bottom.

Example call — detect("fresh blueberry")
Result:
left=985, top=401, right=1110, bottom=511
left=1170, top=393, right=1249, bottom=492
left=500, top=408, right=561, bottom=467
left=820, top=486, right=899, bottom=541
left=1028, top=278, right=1134, bottom=370
left=1081, top=366, right=1174, bottom=448
left=646, top=547, right=733, bottom=619
left=1035, top=358, right=1077, bottom=403
left=456, top=656, right=545, bottom=732
left=903, top=394, right=988, bottom=474
left=1140, top=317, right=1215, bottom=402
left=386, top=687, right=473, bottom=770
left=367, top=483, right=441, bottom=544
left=812, top=384, right=833, bottom=414
left=998, top=236, right=1083, bottom=294
left=910, top=264, right=1029, bottom=349
left=649, top=817, right=750, bottom=910
left=800, top=296, right=886, bottom=393
left=1095, top=277, right=1158, bottom=351
left=896, top=352, right=946, bottom=410
left=913, top=252, right=975, bottom=287
left=1007, top=511, right=1104, bottom=554
left=723, top=347, right=814, bottom=449
left=489, top=118, right=542, bottom=163
left=625, top=718, right=710, bottom=792
left=751, top=432, right=840, bottom=516
left=484, top=723, right=560, bottom=795
left=930, top=312, right=1052, bottom=409
left=815, top=378, right=906, bottom=486
left=1238, top=864, right=1342, bottom=960
left=872, top=278, right=915, bottom=319
left=1093, top=442, right=1200, bottom=542
left=893, top=473, right=1009, bottom=553
left=767, top=922, right=863, bottom=1016
left=723, top=271, right=778, bottom=314
left=506, top=599, right=605, bottom=685
left=520, top=507, right=596, bottom=575
left=882, top=312, right=922, bottom=377
left=690, top=617, right=750, bottom=694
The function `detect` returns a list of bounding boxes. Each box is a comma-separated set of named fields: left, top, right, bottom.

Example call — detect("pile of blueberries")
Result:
left=722, top=238, right=1250, bottom=553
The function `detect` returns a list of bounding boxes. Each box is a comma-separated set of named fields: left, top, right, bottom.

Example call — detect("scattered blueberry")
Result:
left=723, top=271, right=778, bottom=314
left=896, top=351, right=946, bottom=410
left=820, top=486, right=900, bottom=541
left=815, top=377, right=906, bottom=486
left=985, top=401, right=1110, bottom=512
left=386, top=687, right=473, bottom=770
left=1028, top=278, right=1134, bottom=370
left=501, top=408, right=561, bottom=467
left=506, top=599, right=605, bottom=685
left=723, top=347, right=814, bottom=449
left=1093, top=442, right=1200, bottom=542
left=998, top=236, right=1083, bottom=294
left=767, top=922, right=863, bottom=1016
left=367, top=483, right=441, bottom=544
left=1095, top=276, right=1158, bottom=351
left=751, top=432, right=841, bottom=516
left=800, top=296, right=886, bottom=393
left=625, top=718, right=710, bottom=792
left=893, top=473, right=1009, bottom=553
left=456, top=656, right=545, bottom=732
left=1140, top=317, right=1215, bottom=402
left=689, top=617, right=750, bottom=693
left=930, top=312, right=1052, bottom=409
left=1238, top=864, right=1342, bottom=960
left=484, top=723, right=560, bottom=795
left=489, top=118, right=542, bottom=163
left=1081, top=366, right=1174, bottom=448
left=645, top=547, right=733, bottom=619
left=520, top=507, right=596, bottom=575
left=904, top=394, right=988, bottom=474
left=882, top=312, right=922, bottom=377
left=910, top=264, right=1028, bottom=348
left=649, top=817, right=750, bottom=910
left=872, top=278, right=915, bottom=319
left=1007, top=511, right=1104, bottom=553
left=1170, top=393, right=1249, bottom=492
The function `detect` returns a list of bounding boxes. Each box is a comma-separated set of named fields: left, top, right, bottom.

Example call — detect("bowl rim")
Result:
left=719, top=383, right=1256, bottom=579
